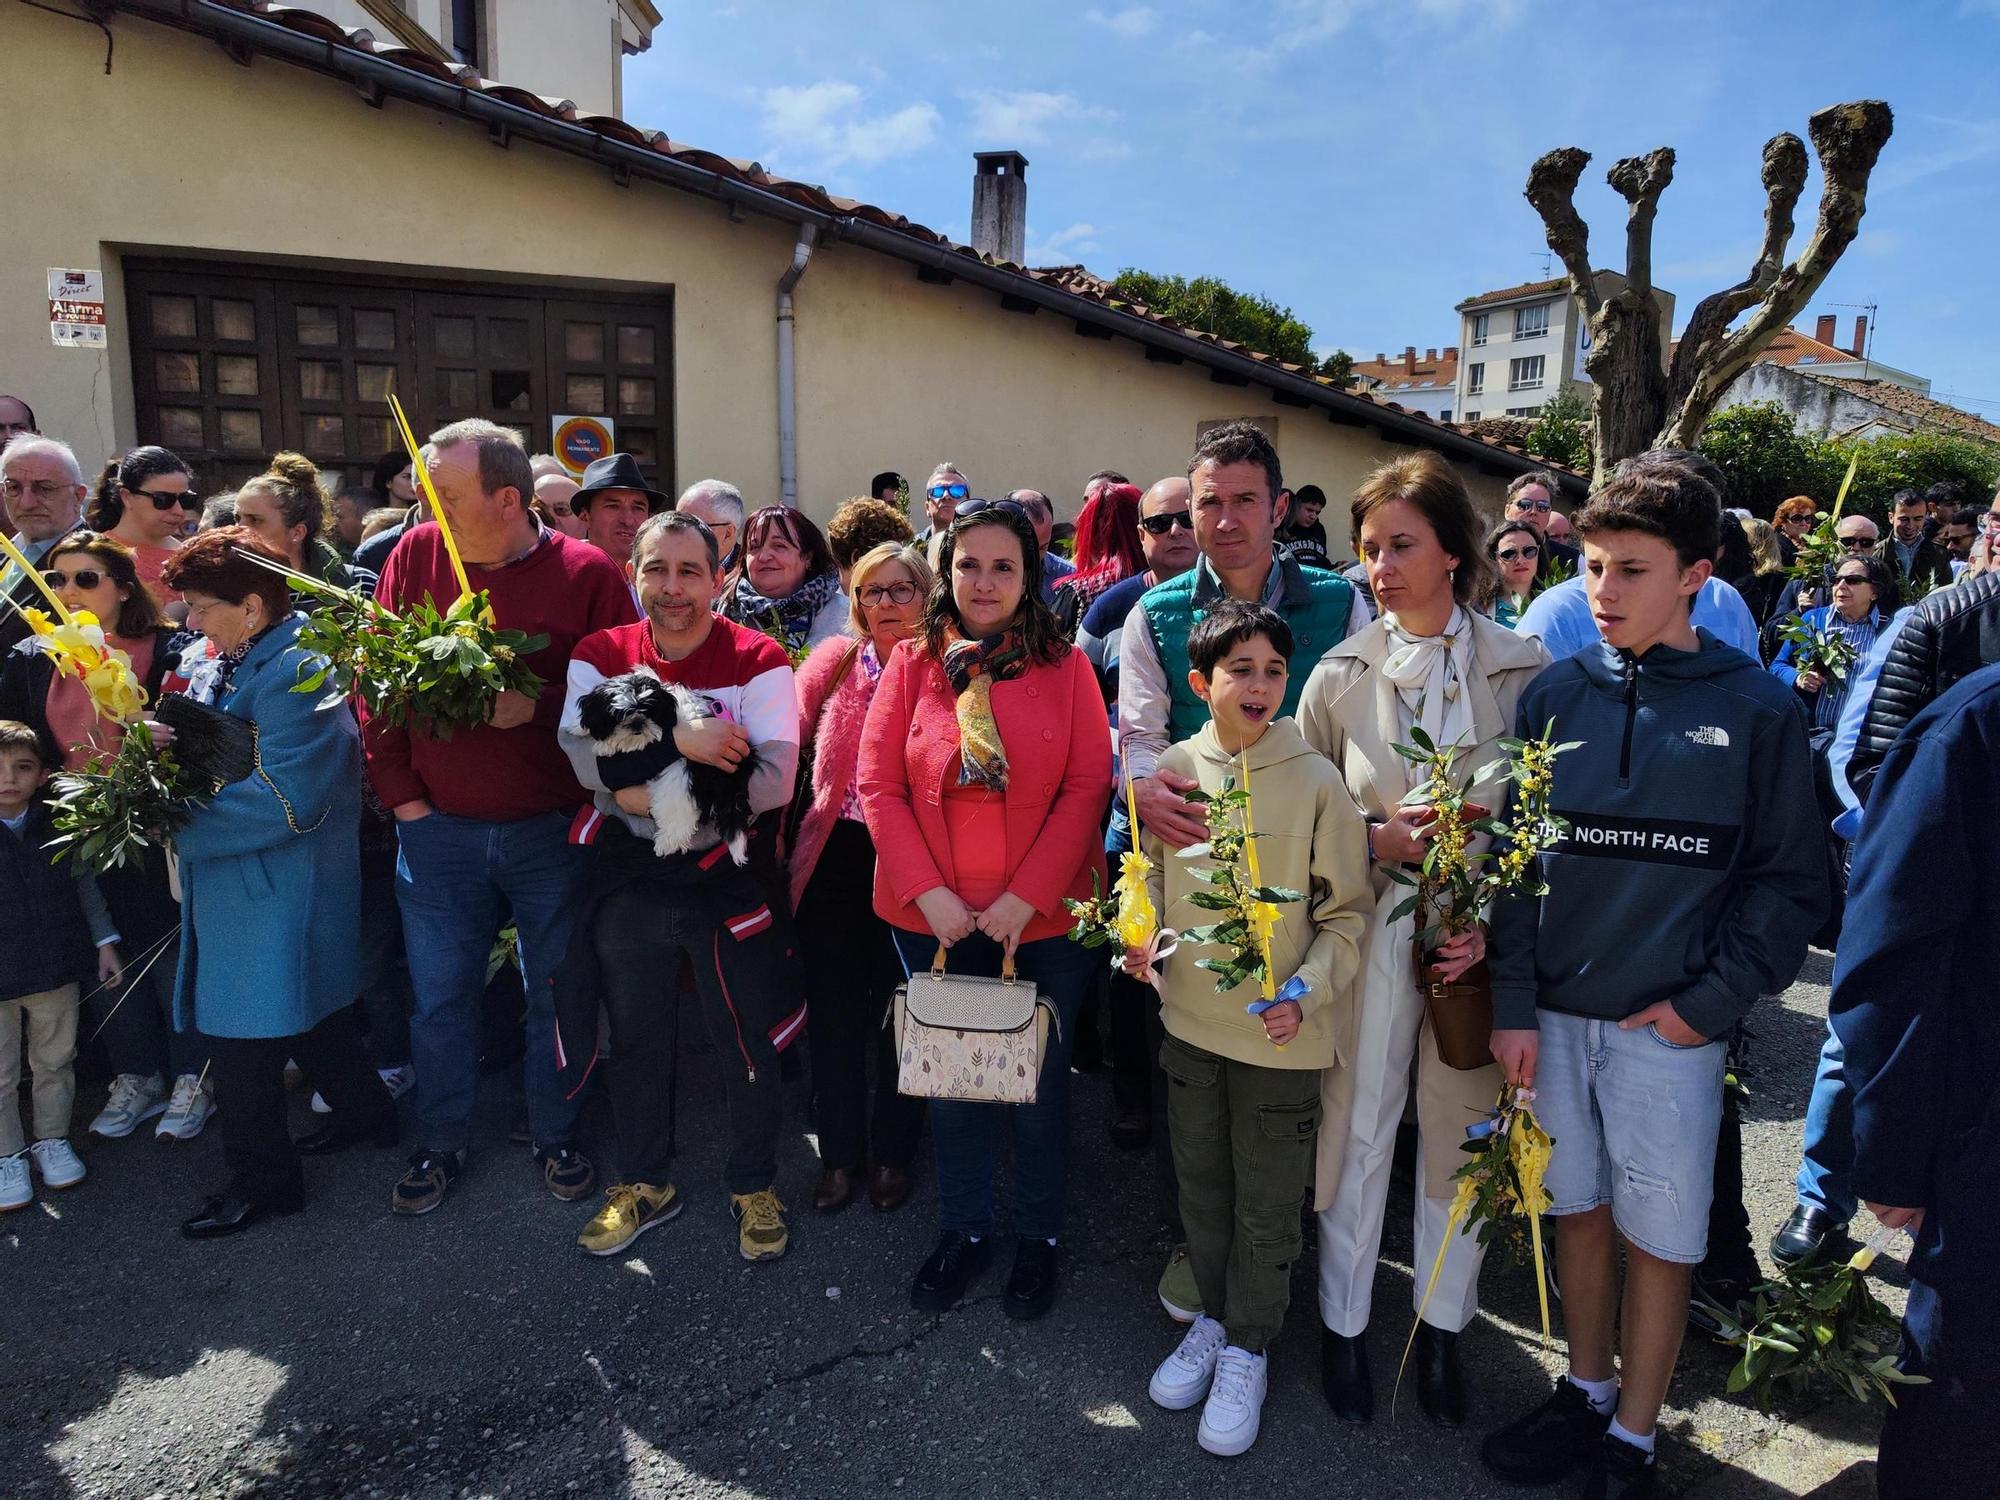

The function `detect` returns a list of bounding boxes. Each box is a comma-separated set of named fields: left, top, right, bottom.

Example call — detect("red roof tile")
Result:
left=1812, top=377, right=2000, bottom=444
left=1752, top=326, right=1863, bottom=368
left=1455, top=277, right=1568, bottom=312
left=1351, top=349, right=1459, bottom=392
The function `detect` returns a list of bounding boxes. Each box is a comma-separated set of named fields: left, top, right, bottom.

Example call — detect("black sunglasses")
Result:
left=132, top=487, right=198, bottom=511
left=1496, top=544, right=1540, bottom=562
left=953, top=497, right=1027, bottom=522
left=1138, top=512, right=1195, bottom=535
left=1833, top=573, right=1873, bottom=586
left=928, top=482, right=970, bottom=502
left=42, top=567, right=107, bottom=591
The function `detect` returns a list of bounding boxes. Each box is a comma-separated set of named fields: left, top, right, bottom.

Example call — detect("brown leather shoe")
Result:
left=868, top=1165, right=912, bottom=1212
left=813, top=1166, right=856, bottom=1213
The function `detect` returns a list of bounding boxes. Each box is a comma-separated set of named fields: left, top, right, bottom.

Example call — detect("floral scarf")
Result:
left=941, top=627, right=1031, bottom=790
left=729, top=569, right=839, bottom=662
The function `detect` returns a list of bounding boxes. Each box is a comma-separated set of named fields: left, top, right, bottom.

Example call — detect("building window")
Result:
left=1440, top=408, right=1452, bottom=423
left=1513, top=303, right=1550, bottom=340
left=1505, top=406, right=1541, bottom=417
left=1464, top=410, right=1481, bottom=423
left=1509, top=355, right=1546, bottom=391
left=1467, top=362, right=1485, bottom=395
left=1470, top=313, right=1490, bottom=347
left=450, top=0, right=485, bottom=70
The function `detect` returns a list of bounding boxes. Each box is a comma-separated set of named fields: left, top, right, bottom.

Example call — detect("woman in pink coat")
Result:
left=789, top=542, right=935, bottom=1217
left=859, top=498, right=1111, bottom=1322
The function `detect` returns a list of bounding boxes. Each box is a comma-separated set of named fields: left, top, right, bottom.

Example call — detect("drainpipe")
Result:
left=775, top=224, right=818, bottom=508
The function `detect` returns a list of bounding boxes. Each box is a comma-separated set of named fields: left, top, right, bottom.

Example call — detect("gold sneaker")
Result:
left=730, top=1187, right=790, bottom=1262
left=578, top=1182, right=681, bottom=1257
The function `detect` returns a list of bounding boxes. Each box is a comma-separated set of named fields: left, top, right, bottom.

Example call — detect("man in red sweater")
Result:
left=364, top=419, right=636, bottom=1217
left=555, top=511, right=804, bottom=1264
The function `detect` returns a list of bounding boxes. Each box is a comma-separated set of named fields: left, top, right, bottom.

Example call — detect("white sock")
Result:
left=1608, top=1416, right=1657, bottom=1458
left=1568, top=1372, right=1619, bottom=1414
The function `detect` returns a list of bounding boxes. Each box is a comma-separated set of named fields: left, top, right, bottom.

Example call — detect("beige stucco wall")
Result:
left=5, top=5, right=1517, bottom=546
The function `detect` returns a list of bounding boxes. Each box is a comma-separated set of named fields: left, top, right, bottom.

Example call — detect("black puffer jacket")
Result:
left=1849, top=570, right=2000, bottom=802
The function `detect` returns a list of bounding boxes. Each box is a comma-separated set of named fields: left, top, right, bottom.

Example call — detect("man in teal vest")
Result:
left=1118, top=419, right=1364, bottom=849
left=1114, top=419, right=1366, bottom=1326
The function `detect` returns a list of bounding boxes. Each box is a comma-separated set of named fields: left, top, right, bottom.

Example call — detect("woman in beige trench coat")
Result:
left=1297, top=453, right=1549, bottom=1428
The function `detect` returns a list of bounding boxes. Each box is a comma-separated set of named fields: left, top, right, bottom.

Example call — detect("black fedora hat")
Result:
left=572, top=452, right=668, bottom=513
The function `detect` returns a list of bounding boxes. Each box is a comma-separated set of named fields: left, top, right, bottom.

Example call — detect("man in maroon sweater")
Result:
left=364, top=419, right=636, bottom=1217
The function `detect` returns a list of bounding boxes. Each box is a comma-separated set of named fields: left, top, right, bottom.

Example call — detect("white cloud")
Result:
left=1874, top=115, right=2000, bottom=192
left=967, top=89, right=1114, bottom=145
left=1856, top=229, right=1906, bottom=258
left=1025, top=222, right=1103, bottom=266
left=1085, top=5, right=1158, bottom=38
left=759, top=81, right=939, bottom=168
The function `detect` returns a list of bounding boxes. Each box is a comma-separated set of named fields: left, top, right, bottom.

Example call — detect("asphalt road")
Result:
left=3, top=949, right=1898, bottom=1499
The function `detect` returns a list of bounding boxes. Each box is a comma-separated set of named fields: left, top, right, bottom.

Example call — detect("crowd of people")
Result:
left=2, top=392, right=1996, bottom=1497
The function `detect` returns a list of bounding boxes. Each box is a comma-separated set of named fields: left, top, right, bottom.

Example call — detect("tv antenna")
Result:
left=1825, top=300, right=1879, bottom=363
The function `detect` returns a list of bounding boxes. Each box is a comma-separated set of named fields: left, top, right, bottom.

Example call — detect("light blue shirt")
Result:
left=1515, top=574, right=1760, bottom=661
left=1040, top=550, right=1075, bottom=606
left=1827, top=606, right=1913, bottom=840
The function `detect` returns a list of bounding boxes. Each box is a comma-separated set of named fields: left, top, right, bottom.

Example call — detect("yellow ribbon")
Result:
left=0, top=529, right=77, bottom=625
left=1240, top=750, right=1277, bottom=1002
left=1112, top=776, right=1159, bottom=950
left=388, top=393, right=472, bottom=605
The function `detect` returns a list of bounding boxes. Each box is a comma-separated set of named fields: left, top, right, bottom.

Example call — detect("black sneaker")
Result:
left=1003, top=1239, right=1060, bottom=1322
left=536, top=1146, right=596, bottom=1201
left=1481, top=1379, right=1612, bottom=1485
left=1583, top=1432, right=1658, bottom=1500
left=1687, top=1267, right=1754, bottom=1341
left=911, top=1230, right=992, bottom=1312
left=391, top=1149, right=464, bottom=1217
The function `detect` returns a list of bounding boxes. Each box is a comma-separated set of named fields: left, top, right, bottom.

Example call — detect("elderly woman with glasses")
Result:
left=87, top=447, right=198, bottom=609
left=789, top=541, right=936, bottom=1216
left=724, top=506, right=847, bottom=662
left=1771, top=554, right=1894, bottom=731
left=858, top=498, right=1109, bottom=1320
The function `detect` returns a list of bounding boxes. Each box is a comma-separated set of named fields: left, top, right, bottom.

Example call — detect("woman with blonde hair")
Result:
left=1738, top=515, right=1789, bottom=631
left=232, top=453, right=375, bottom=593
left=1298, top=451, right=1549, bottom=1428
left=790, top=541, right=934, bottom=1214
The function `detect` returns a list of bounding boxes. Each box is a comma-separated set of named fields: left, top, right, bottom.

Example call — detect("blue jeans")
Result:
left=395, top=809, right=585, bottom=1155
left=891, top=926, right=1096, bottom=1240
left=1794, top=1019, right=1857, bottom=1222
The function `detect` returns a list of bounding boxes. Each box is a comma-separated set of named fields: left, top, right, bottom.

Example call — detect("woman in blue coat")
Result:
left=160, top=528, right=395, bottom=1239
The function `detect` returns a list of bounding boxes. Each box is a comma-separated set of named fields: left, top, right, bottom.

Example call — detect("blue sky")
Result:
left=625, top=1, right=1999, bottom=419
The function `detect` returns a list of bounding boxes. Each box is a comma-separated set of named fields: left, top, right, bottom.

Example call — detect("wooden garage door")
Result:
left=124, top=259, right=674, bottom=498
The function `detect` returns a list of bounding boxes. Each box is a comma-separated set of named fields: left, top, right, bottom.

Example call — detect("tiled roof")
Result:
left=1351, top=348, right=1459, bottom=393
left=1752, top=326, right=1862, bottom=368
left=1455, top=277, right=1568, bottom=312
left=105, top=0, right=1585, bottom=486
left=1811, top=377, right=2000, bottom=444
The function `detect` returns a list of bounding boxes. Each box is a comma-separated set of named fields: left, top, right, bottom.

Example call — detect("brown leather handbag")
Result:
left=1416, top=942, right=1496, bottom=1071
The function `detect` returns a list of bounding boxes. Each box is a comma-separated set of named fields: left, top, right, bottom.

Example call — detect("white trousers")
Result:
left=1316, top=964, right=1485, bottom=1336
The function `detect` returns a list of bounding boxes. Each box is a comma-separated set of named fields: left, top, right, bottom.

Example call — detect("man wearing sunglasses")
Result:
left=1504, top=471, right=1580, bottom=586
left=913, top=462, right=971, bottom=542
left=0, top=435, right=89, bottom=653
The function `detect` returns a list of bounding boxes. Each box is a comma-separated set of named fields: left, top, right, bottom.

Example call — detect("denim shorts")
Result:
left=1535, top=1010, right=1726, bottom=1264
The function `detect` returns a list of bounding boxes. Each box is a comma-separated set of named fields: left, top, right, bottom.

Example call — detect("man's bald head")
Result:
left=1138, top=474, right=1196, bottom=580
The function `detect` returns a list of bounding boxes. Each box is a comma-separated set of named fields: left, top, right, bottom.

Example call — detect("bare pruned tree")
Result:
left=1525, top=101, right=1894, bottom=484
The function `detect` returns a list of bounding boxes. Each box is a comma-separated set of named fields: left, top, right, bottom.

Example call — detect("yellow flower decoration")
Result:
left=25, top=607, right=149, bottom=725
left=1112, top=848, right=1158, bottom=949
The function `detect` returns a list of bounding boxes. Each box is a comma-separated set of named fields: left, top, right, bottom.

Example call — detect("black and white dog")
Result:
left=567, top=667, right=761, bottom=864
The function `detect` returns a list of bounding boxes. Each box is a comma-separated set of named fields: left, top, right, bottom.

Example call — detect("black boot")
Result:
left=1320, top=1327, right=1373, bottom=1422
left=1414, top=1323, right=1467, bottom=1427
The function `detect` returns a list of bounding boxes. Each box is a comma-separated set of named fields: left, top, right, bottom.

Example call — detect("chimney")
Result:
left=1850, top=315, right=1868, bottom=358
left=1425, top=348, right=1437, bottom=363
left=1402, top=346, right=1417, bottom=375
left=970, top=151, right=1029, bottom=265
left=1444, top=345, right=1457, bottom=358
left=1815, top=314, right=1837, bottom=347
left=1375, top=352, right=1385, bottom=364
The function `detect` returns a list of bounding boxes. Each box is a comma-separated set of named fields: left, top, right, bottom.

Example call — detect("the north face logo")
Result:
left=1685, top=725, right=1731, bottom=748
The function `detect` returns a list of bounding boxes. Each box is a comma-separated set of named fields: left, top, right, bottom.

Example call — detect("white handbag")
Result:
left=893, top=944, right=1054, bottom=1105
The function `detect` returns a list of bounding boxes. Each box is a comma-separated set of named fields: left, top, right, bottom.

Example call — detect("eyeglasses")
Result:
left=856, top=581, right=920, bottom=607
left=1838, top=534, right=1876, bottom=549
left=1, top=478, right=75, bottom=502
left=1833, top=573, right=1872, bottom=586
left=927, top=482, right=970, bottom=502
left=1496, top=545, right=1541, bottom=563
left=132, top=488, right=198, bottom=512
left=1510, top=498, right=1552, bottom=514
left=41, top=567, right=107, bottom=591
left=1138, top=511, right=1195, bottom=535
left=953, top=497, right=1027, bottom=522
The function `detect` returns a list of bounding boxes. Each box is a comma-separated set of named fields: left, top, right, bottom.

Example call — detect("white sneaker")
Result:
left=1196, top=1346, right=1268, bottom=1457
left=1149, top=1315, right=1229, bottom=1410
left=28, top=1138, right=87, bottom=1189
left=91, top=1073, right=168, bottom=1138
left=312, top=1065, right=413, bottom=1115
left=156, top=1073, right=215, bottom=1140
left=0, top=1153, right=30, bottom=1210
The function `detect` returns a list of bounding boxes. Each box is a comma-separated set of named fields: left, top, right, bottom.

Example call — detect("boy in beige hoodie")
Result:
left=1128, top=601, right=1371, bottom=1456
